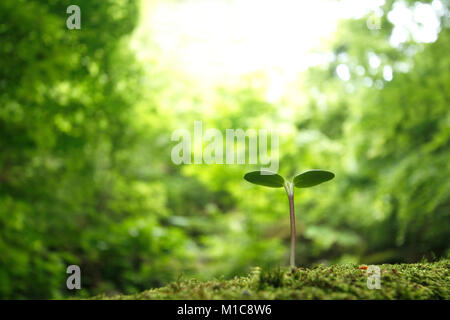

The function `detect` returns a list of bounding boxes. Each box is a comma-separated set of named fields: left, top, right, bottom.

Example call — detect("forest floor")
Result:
left=92, top=259, right=449, bottom=300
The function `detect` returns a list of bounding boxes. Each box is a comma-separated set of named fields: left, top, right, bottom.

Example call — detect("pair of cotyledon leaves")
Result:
left=244, top=169, right=334, bottom=188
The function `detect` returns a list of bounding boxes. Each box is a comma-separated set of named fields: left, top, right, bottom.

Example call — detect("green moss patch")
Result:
left=92, top=260, right=449, bottom=300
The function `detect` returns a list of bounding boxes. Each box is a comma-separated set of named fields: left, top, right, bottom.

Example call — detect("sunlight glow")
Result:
left=388, top=0, right=443, bottom=47
left=132, top=0, right=444, bottom=99
left=136, top=0, right=381, bottom=81
left=336, top=64, right=351, bottom=81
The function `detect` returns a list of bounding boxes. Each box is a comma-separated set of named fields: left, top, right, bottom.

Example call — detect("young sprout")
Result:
left=244, top=169, right=335, bottom=268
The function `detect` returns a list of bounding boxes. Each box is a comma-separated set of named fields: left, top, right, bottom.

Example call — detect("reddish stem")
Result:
left=288, top=193, right=296, bottom=268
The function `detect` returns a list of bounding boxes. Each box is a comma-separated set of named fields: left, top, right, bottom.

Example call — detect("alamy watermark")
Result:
left=366, top=265, right=381, bottom=289
left=66, top=5, right=81, bottom=30
left=366, top=12, right=382, bottom=30
left=171, top=121, right=279, bottom=173
left=66, top=265, right=81, bottom=290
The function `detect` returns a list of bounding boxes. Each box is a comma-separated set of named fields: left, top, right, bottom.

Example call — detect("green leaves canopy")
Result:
left=293, top=170, right=335, bottom=188
left=244, top=171, right=285, bottom=188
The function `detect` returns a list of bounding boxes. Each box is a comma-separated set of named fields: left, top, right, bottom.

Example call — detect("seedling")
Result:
left=244, top=169, right=335, bottom=268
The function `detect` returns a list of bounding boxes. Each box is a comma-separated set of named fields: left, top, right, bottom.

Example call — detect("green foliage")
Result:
left=244, top=170, right=335, bottom=189
left=0, top=0, right=190, bottom=298
left=293, top=170, right=335, bottom=188
left=244, top=171, right=285, bottom=188
left=0, top=0, right=449, bottom=299
left=93, top=260, right=450, bottom=300
left=295, top=0, right=450, bottom=265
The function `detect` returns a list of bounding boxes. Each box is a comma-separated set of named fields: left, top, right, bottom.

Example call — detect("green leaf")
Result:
left=293, top=170, right=335, bottom=188
left=244, top=171, right=285, bottom=188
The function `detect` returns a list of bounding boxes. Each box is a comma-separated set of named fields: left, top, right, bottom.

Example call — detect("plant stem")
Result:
left=284, top=182, right=296, bottom=268
left=288, top=193, right=296, bottom=268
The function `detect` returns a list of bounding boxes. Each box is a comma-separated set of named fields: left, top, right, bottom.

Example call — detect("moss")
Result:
left=91, top=259, right=449, bottom=300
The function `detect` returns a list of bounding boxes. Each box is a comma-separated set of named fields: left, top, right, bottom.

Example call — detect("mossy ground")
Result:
left=93, top=259, right=449, bottom=300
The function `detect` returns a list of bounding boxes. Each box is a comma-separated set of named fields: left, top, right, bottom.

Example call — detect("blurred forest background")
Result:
left=0, top=0, right=449, bottom=298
